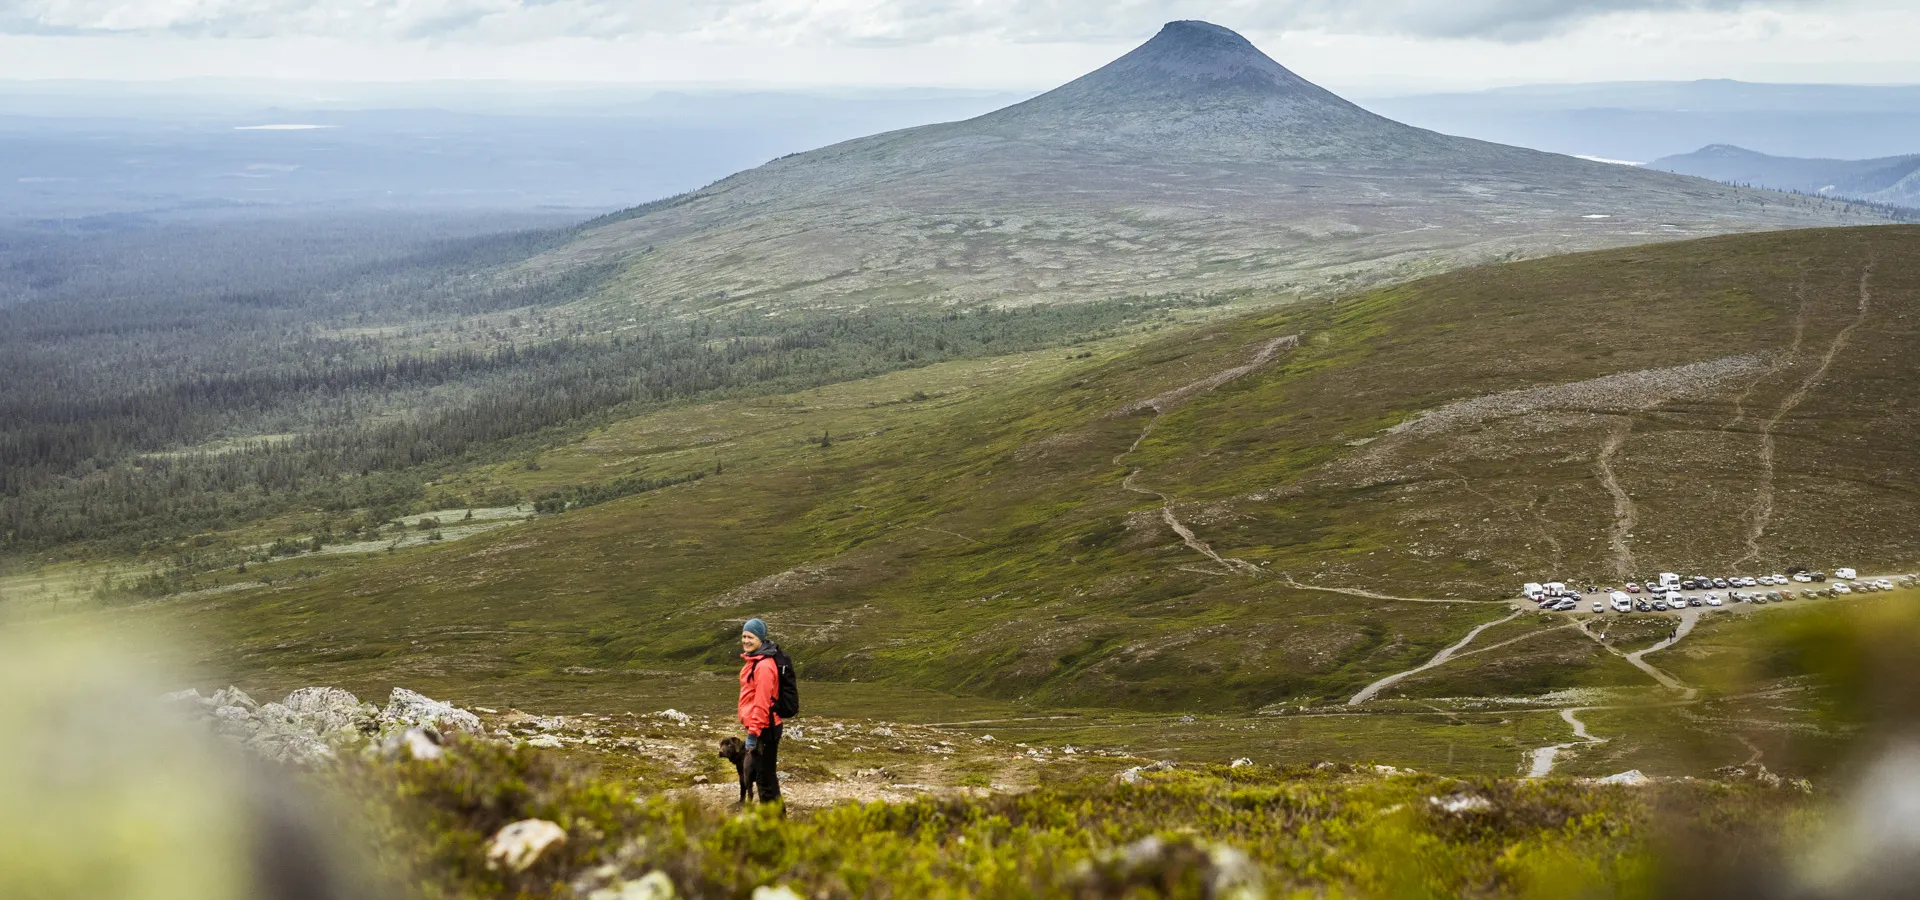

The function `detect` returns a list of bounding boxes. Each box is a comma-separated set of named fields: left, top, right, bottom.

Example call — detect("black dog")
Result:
left=718, top=737, right=757, bottom=803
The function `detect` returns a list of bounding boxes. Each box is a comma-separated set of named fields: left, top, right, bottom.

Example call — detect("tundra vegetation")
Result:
left=4, top=21, right=1919, bottom=898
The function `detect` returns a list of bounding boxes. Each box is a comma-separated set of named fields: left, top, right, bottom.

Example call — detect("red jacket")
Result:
left=738, top=651, right=782, bottom=736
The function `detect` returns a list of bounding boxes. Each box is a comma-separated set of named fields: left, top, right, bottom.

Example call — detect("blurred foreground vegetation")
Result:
left=352, top=737, right=1799, bottom=900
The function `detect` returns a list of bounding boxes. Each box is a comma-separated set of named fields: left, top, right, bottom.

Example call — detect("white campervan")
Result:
left=1609, top=591, right=1632, bottom=612
left=1836, top=567, right=1858, bottom=581
left=1659, top=572, right=1681, bottom=590
left=1523, top=582, right=1546, bottom=601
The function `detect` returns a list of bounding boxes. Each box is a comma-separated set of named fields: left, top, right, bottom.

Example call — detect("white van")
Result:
left=1523, top=582, right=1546, bottom=601
left=1659, top=573, right=1681, bottom=590
left=1836, top=567, right=1858, bottom=581
left=1609, top=591, right=1632, bottom=612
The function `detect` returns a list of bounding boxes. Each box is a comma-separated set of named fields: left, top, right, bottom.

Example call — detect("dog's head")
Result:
left=718, top=736, right=747, bottom=765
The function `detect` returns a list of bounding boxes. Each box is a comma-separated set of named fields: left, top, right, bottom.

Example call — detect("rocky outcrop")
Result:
left=381, top=687, right=483, bottom=735
left=163, top=685, right=483, bottom=766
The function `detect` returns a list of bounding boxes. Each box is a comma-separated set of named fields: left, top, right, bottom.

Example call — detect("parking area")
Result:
left=1520, top=570, right=1918, bottom=616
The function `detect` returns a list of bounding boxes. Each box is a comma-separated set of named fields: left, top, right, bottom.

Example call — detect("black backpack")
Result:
left=751, top=646, right=800, bottom=719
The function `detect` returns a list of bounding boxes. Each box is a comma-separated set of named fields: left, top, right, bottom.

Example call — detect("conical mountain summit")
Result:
left=971, top=20, right=1440, bottom=158
left=1054, top=20, right=1336, bottom=96
left=540, top=21, right=1879, bottom=312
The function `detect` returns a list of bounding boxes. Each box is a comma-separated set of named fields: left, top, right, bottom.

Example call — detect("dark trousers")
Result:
left=754, top=723, right=782, bottom=803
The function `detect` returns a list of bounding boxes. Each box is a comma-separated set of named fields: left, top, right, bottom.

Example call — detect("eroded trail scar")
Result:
left=1623, top=608, right=1700, bottom=699
left=1596, top=416, right=1639, bottom=580
left=1113, top=334, right=1299, bottom=576
left=1725, top=278, right=1811, bottom=430
left=1735, top=259, right=1875, bottom=568
left=1527, top=707, right=1607, bottom=778
left=1348, top=610, right=1524, bottom=705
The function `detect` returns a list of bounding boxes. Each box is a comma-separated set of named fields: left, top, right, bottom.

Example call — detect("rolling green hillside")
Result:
left=145, top=225, right=1919, bottom=723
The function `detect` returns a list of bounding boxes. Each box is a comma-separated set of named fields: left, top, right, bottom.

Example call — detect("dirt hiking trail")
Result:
left=1735, top=258, right=1874, bottom=568
left=1113, top=334, right=1297, bottom=576
left=1349, top=610, right=1524, bottom=705
left=1526, top=707, right=1607, bottom=778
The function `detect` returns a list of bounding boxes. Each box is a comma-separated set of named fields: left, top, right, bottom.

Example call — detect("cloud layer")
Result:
left=0, top=0, right=1854, bottom=44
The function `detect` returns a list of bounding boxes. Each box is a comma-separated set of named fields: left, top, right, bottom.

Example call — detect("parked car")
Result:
left=1706, top=595, right=1723, bottom=606
left=1653, top=600, right=1669, bottom=611
left=1792, top=573, right=1813, bottom=583
left=1836, top=568, right=1858, bottom=580
left=1636, top=600, right=1651, bottom=612
left=1711, top=578, right=1727, bottom=588
left=1833, top=583, right=1853, bottom=595
left=1592, top=601, right=1604, bottom=613
left=1625, top=583, right=1641, bottom=593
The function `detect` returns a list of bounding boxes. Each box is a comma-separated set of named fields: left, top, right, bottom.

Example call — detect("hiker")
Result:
left=737, top=617, right=787, bottom=805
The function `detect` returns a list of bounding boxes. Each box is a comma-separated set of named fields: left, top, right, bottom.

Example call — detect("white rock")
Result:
left=382, top=687, right=482, bottom=734
left=209, top=686, right=258, bottom=710
left=1600, top=769, right=1649, bottom=785
left=1230, top=757, right=1254, bottom=768
left=1429, top=793, right=1493, bottom=814
left=283, top=687, right=375, bottom=737
left=751, top=887, right=803, bottom=900
left=589, top=871, right=677, bottom=900
left=871, top=726, right=895, bottom=737
left=1206, top=843, right=1266, bottom=900
left=162, top=688, right=204, bottom=704
left=485, top=819, right=567, bottom=873
left=382, top=726, right=444, bottom=761
left=1116, top=760, right=1175, bottom=785
left=656, top=709, right=692, bottom=724
left=525, top=734, right=564, bottom=749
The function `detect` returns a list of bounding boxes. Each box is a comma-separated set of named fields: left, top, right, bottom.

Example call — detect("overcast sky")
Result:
left=0, top=0, right=1915, bottom=94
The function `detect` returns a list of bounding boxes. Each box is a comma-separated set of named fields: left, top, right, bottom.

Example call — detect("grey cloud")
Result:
left=0, top=0, right=1866, bottom=44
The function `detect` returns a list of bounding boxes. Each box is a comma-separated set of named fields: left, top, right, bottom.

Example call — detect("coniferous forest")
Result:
left=0, top=210, right=1215, bottom=560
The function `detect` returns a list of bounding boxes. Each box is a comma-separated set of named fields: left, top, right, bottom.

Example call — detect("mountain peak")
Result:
left=966, top=20, right=1439, bottom=160
left=1114, top=20, right=1308, bottom=88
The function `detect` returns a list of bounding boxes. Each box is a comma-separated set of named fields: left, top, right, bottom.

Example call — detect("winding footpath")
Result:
left=1622, top=607, right=1701, bottom=699
left=1348, top=610, right=1524, bottom=705
left=1527, top=707, right=1607, bottom=778
left=1112, top=334, right=1298, bottom=577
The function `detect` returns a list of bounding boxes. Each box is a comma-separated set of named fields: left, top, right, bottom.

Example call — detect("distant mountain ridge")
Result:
left=535, top=21, right=1886, bottom=314
left=1650, top=144, right=1920, bottom=210
left=1365, top=80, right=1920, bottom=162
